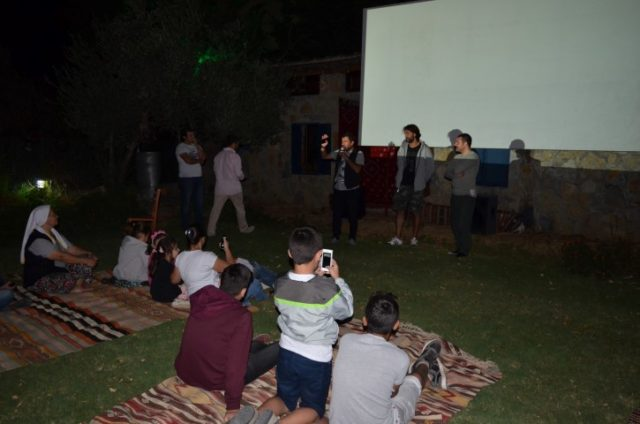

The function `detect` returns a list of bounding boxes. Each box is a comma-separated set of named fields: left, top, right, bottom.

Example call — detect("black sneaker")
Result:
left=447, top=250, right=459, bottom=256
left=455, top=252, right=468, bottom=258
left=429, top=357, right=447, bottom=389
left=411, top=339, right=441, bottom=374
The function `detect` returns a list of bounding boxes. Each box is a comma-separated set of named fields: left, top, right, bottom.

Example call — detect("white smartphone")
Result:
left=321, top=249, right=333, bottom=273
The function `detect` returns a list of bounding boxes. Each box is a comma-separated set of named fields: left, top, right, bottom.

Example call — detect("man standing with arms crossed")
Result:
left=388, top=124, right=435, bottom=246
left=445, top=133, right=479, bottom=257
left=175, top=129, right=206, bottom=230
left=207, top=136, right=255, bottom=237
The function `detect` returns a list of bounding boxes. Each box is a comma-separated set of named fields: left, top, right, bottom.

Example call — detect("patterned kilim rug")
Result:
left=0, top=284, right=186, bottom=372
left=92, top=319, right=501, bottom=424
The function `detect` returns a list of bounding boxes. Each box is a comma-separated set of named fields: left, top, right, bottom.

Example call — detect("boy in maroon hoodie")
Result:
left=175, top=264, right=279, bottom=421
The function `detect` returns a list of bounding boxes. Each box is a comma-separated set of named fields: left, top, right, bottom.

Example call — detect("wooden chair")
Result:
left=127, top=188, right=163, bottom=232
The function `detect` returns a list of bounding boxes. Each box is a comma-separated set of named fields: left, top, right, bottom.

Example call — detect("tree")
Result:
left=58, top=0, right=286, bottom=187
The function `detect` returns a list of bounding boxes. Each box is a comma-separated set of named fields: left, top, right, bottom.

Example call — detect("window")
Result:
left=345, top=70, right=361, bottom=92
left=474, top=148, right=510, bottom=187
left=288, top=74, right=321, bottom=96
left=291, top=123, right=331, bottom=175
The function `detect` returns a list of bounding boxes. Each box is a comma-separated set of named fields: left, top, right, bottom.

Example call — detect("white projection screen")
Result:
left=360, top=0, right=640, bottom=151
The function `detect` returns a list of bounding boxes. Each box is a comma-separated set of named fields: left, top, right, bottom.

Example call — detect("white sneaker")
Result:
left=410, top=237, right=419, bottom=246
left=171, top=298, right=191, bottom=311
left=240, top=225, right=255, bottom=234
left=387, top=237, right=403, bottom=246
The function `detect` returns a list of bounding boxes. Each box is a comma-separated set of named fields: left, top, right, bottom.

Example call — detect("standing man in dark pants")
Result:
left=321, top=133, right=365, bottom=245
left=175, top=129, right=206, bottom=230
left=445, top=133, right=480, bottom=257
left=388, top=124, right=435, bottom=246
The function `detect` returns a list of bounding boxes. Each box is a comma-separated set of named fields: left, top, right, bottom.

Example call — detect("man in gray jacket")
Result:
left=388, top=124, right=435, bottom=246
left=445, top=133, right=480, bottom=257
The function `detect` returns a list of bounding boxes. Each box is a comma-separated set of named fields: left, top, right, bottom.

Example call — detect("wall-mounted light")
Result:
left=36, top=179, right=48, bottom=189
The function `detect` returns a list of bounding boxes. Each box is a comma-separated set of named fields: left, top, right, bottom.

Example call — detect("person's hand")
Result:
left=224, top=409, right=240, bottom=422
left=222, top=236, right=230, bottom=252
left=321, top=134, right=329, bottom=150
left=84, top=257, right=97, bottom=267
left=329, top=259, right=340, bottom=280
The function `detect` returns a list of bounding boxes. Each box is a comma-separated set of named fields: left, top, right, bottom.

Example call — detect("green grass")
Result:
left=0, top=199, right=638, bottom=423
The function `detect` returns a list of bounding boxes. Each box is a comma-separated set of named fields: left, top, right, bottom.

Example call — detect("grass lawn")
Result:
left=0, top=196, right=638, bottom=423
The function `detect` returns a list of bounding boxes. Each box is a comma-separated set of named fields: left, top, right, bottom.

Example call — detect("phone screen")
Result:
left=322, top=250, right=333, bottom=270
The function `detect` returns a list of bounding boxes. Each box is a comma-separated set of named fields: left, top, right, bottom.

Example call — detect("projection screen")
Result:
left=360, top=0, right=640, bottom=151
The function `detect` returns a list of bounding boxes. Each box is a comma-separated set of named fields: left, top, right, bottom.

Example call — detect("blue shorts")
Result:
left=276, top=348, right=332, bottom=418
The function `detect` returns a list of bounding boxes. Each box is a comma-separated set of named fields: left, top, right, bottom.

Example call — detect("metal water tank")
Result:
left=136, top=151, right=161, bottom=202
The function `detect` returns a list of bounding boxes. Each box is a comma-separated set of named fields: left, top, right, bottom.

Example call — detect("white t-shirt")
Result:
left=175, top=250, right=220, bottom=295
left=175, top=142, right=203, bottom=178
left=329, top=333, right=410, bottom=424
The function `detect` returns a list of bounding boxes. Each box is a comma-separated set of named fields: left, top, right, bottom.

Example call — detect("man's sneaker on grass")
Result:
left=387, top=237, right=403, bottom=246
left=410, top=237, right=419, bottom=246
left=447, top=250, right=459, bottom=256
left=348, top=238, right=357, bottom=246
left=240, top=226, right=256, bottom=234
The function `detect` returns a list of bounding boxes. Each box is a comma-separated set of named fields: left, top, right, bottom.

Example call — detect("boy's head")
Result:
left=220, top=264, right=253, bottom=300
left=288, top=226, right=323, bottom=267
left=363, top=292, right=400, bottom=336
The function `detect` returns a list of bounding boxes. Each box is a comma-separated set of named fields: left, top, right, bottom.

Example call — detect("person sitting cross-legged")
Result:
left=325, top=292, right=445, bottom=424
left=174, top=263, right=279, bottom=422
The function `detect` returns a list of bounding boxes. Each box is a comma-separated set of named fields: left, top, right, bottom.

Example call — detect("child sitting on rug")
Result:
left=326, top=292, right=444, bottom=424
left=233, top=227, right=353, bottom=424
left=175, top=263, right=279, bottom=422
left=148, top=235, right=187, bottom=305
left=112, top=223, right=150, bottom=287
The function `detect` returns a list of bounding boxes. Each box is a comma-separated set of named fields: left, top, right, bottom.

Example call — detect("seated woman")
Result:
left=172, top=225, right=233, bottom=296
left=149, top=234, right=188, bottom=305
left=20, top=205, right=97, bottom=294
left=112, top=223, right=150, bottom=287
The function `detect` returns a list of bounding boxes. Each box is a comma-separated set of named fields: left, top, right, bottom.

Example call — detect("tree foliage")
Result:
left=58, top=0, right=286, bottom=185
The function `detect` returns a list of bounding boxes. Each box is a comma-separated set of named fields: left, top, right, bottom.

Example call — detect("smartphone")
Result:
left=321, top=249, right=333, bottom=273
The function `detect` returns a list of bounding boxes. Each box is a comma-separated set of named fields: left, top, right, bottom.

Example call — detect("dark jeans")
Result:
left=179, top=177, right=204, bottom=230
left=451, top=195, right=476, bottom=255
left=276, top=348, right=332, bottom=418
left=333, top=188, right=359, bottom=240
left=244, top=341, right=280, bottom=384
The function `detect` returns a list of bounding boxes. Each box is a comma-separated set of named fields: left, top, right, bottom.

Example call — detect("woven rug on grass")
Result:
left=92, top=319, right=501, bottom=424
left=0, top=284, right=186, bottom=372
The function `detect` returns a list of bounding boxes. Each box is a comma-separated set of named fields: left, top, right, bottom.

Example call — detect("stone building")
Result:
left=243, top=55, right=640, bottom=241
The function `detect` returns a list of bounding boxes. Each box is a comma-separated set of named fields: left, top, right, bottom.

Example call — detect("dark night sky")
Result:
left=0, top=0, right=408, bottom=79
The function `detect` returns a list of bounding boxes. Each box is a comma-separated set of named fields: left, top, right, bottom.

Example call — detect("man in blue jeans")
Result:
left=175, top=129, right=206, bottom=230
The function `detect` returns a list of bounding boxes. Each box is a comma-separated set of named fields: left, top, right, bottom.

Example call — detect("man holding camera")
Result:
left=321, top=133, right=365, bottom=245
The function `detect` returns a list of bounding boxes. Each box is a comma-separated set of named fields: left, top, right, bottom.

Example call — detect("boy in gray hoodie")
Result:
left=235, top=227, right=353, bottom=424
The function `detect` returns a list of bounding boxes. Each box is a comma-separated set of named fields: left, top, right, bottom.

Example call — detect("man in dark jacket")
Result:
left=321, top=133, right=365, bottom=245
left=174, top=264, right=279, bottom=422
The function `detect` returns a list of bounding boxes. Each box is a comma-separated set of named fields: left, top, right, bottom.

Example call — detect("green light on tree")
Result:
left=194, top=47, right=228, bottom=75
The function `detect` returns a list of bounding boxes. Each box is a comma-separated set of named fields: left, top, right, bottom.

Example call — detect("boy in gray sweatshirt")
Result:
left=444, top=133, right=480, bottom=257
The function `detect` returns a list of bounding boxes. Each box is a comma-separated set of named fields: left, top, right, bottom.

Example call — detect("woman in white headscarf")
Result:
left=21, top=205, right=98, bottom=293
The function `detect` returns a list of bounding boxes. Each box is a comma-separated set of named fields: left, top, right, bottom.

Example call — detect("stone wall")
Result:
left=241, top=65, right=640, bottom=241
left=428, top=149, right=640, bottom=241
left=243, top=72, right=358, bottom=211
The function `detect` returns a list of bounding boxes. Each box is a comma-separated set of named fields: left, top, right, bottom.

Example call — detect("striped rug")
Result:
left=0, top=284, right=186, bottom=372
left=93, top=319, right=501, bottom=424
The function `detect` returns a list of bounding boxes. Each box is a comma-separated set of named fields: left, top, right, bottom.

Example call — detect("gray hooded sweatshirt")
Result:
left=395, top=140, right=435, bottom=191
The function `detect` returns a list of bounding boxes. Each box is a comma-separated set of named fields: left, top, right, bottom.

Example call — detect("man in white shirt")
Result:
left=175, top=129, right=206, bottom=230
left=207, top=136, right=254, bottom=236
